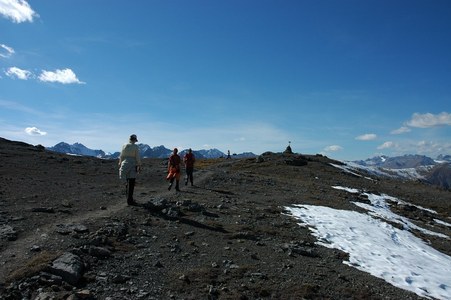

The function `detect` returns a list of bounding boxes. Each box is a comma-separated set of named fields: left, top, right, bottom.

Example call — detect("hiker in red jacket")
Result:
left=183, top=148, right=195, bottom=186
left=167, top=148, right=181, bottom=191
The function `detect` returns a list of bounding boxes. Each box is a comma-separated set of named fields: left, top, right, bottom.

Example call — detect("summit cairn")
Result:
left=284, top=141, right=293, bottom=154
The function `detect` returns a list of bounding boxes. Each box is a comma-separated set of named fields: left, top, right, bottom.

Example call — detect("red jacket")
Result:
left=183, top=153, right=195, bottom=168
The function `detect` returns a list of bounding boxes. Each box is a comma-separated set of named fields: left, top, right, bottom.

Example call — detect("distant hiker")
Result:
left=118, top=134, right=141, bottom=206
left=183, top=148, right=195, bottom=186
left=167, top=148, right=181, bottom=191
left=227, top=150, right=231, bottom=159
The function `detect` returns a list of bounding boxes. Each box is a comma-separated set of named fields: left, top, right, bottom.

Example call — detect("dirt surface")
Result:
left=0, top=137, right=450, bottom=299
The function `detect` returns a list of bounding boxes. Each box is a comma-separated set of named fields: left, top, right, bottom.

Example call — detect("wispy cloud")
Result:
left=355, top=133, right=377, bottom=141
left=324, top=145, right=343, bottom=152
left=25, top=126, right=47, bottom=136
left=0, top=43, right=15, bottom=58
left=375, top=139, right=450, bottom=157
left=0, top=99, right=42, bottom=115
left=38, top=68, right=85, bottom=84
left=1, top=111, right=292, bottom=155
left=391, top=126, right=411, bottom=135
left=5, top=66, right=32, bottom=80
left=390, top=112, right=450, bottom=136
left=415, top=140, right=451, bottom=156
left=0, top=0, right=38, bottom=23
left=377, top=141, right=395, bottom=150
left=406, top=112, right=451, bottom=128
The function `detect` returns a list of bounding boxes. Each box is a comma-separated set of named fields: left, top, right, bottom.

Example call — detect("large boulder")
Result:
left=46, top=252, right=84, bottom=285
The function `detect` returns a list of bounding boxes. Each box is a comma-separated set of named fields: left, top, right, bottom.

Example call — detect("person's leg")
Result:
left=168, top=178, right=174, bottom=190
left=175, top=172, right=181, bottom=191
left=189, top=168, right=194, bottom=186
left=127, top=178, right=136, bottom=205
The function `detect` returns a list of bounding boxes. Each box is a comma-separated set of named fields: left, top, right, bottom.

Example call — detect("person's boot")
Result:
left=168, top=179, right=173, bottom=190
left=127, top=178, right=136, bottom=205
left=175, top=180, right=180, bottom=191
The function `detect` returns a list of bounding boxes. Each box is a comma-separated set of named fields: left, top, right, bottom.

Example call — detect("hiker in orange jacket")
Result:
left=167, top=148, right=181, bottom=191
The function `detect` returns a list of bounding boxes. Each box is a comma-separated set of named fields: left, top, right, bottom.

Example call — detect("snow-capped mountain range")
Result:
left=47, top=142, right=256, bottom=159
left=346, top=154, right=451, bottom=190
left=46, top=142, right=450, bottom=190
left=352, top=154, right=448, bottom=169
left=47, top=142, right=107, bottom=158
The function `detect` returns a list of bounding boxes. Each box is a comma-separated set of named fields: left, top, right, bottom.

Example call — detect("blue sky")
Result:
left=1, top=0, right=450, bottom=160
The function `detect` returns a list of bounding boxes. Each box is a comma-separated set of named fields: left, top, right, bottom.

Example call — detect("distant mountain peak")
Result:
left=354, top=154, right=437, bottom=169
left=350, top=154, right=450, bottom=190
left=46, top=142, right=256, bottom=160
left=47, top=142, right=106, bottom=158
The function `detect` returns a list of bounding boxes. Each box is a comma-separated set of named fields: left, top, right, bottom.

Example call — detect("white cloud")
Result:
left=0, top=0, right=38, bottom=23
left=415, top=140, right=451, bottom=155
left=373, top=139, right=451, bottom=157
left=377, top=141, right=395, bottom=150
left=4, top=67, right=85, bottom=84
left=391, top=126, right=411, bottom=135
left=5, top=66, right=32, bottom=80
left=0, top=43, right=15, bottom=58
left=38, top=68, right=85, bottom=84
left=324, top=145, right=343, bottom=152
left=25, top=126, right=47, bottom=136
left=406, top=112, right=451, bottom=128
left=355, top=133, right=377, bottom=141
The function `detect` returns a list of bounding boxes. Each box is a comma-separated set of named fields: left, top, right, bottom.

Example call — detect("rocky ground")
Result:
left=0, top=137, right=450, bottom=299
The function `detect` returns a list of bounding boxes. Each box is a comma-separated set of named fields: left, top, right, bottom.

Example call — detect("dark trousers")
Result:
left=126, top=178, right=135, bottom=203
left=185, top=167, right=194, bottom=185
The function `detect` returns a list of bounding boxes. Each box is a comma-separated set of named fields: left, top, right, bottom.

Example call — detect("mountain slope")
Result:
left=352, top=154, right=451, bottom=190
left=355, top=154, right=436, bottom=169
left=426, top=164, right=451, bottom=190
left=47, top=142, right=106, bottom=158
left=1, top=137, right=449, bottom=299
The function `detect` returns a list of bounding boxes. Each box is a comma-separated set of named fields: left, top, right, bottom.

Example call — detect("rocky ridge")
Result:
left=0, top=137, right=450, bottom=299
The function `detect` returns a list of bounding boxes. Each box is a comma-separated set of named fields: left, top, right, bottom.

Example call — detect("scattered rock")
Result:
left=31, top=207, right=55, bottom=213
left=0, top=224, right=17, bottom=241
left=46, top=252, right=84, bottom=285
left=144, top=198, right=169, bottom=212
left=30, top=245, right=41, bottom=252
left=111, top=274, right=131, bottom=284
left=285, top=156, right=308, bottom=167
left=55, top=224, right=88, bottom=235
left=0, top=139, right=447, bottom=300
left=87, top=246, right=111, bottom=259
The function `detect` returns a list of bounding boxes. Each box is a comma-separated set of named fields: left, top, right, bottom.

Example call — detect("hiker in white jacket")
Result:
left=119, top=134, right=141, bottom=205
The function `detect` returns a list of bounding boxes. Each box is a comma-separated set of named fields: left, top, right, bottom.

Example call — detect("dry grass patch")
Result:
left=110, top=240, right=137, bottom=253
left=6, top=250, right=61, bottom=283
left=195, top=158, right=225, bottom=169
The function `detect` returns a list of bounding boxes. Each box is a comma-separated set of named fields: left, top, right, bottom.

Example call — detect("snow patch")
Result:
left=285, top=186, right=450, bottom=299
left=285, top=205, right=451, bottom=299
